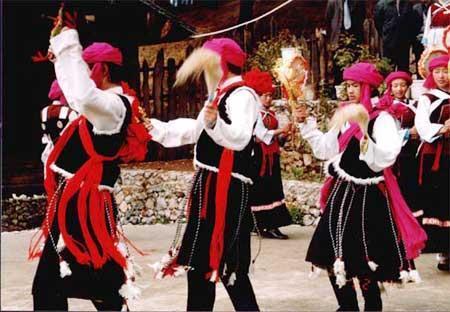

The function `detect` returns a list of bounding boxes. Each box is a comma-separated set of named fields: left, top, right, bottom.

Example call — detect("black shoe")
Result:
left=272, top=228, right=289, bottom=239
left=261, top=228, right=288, bottom=240
left=437, top=261, right=450, bottom=271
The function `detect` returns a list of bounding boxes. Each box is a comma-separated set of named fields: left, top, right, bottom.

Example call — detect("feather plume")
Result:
left=329, top=104, right=369, bottom=135
left=174, top=48, right=222, bottom=96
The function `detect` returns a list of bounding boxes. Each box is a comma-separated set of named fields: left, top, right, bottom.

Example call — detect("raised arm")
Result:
left=50, top=29, right=126, bottom=134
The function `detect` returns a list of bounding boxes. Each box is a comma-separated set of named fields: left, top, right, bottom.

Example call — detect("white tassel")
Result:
left=160, top=253, right=172, bottom=264
left=333, top=258, right=345, bottom=275
left=333, top=258, right=347, bottom=289
left=336, top=274, right=347, bottom=289
left=119, top=281, right=141, bottom=300
left=57, top=235, right=65, bottom=252
left=399, top=270, right=409, bottom=284
left=59, top=260, right=72, bottom=278
left=408, top=270, right=422, bottom=283
left=308, top=266, right=322, bottom=279
left=368, top=260, right=379, bottom=272
left=227, top=272, right=237, bottom=287
left=155, top=271, right=164, bottom=280
left=116, top=242, right=128, bottom=257
left=148, top=261, right=163, bottom=273
left=174, top=266, right=187, bottom=277
left=209, top=270, right=218, bottom=283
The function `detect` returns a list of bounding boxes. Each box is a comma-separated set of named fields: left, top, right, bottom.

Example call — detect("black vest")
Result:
left=195, top=86, right=255, bottom=181
left=423, top=93, right=450, bottom=124
left=53, top=95, right=132, bottom=187
left=329, top=116, right=383, bottom=180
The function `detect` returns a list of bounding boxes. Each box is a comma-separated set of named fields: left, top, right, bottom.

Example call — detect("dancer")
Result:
left=295, top=63, right=427, bottom=311
left=149, top=38, right=260, bottom=311
left=30, top=20, right=151, bottom=310
left=415, top=55, right=450, bottom=271
left=244, top=68, right=293, bottom=239
left=380, top=71, right=422, bottom=281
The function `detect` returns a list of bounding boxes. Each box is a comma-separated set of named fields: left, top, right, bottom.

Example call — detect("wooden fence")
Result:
left=140, top=18, right=382, bottom=161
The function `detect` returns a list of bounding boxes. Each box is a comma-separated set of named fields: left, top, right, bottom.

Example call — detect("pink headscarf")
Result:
left=82, top=42, right=123, bottom=87
left=202, top=38, right=246, bottom=84
left=423, top=55, right=449, bottom=89
left=48, top=80, right=67, bottom=105
left=339, top=63, right=384, bottom=149
left=319, top=65, right=427, bottom=260
left=376, top=71, right=412, bottom=116
left=342, top=62, right=384, bottom=112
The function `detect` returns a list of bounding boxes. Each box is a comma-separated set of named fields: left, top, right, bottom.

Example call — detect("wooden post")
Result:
left=153, top=48, right=165, bottom=160
left=153, top=49, right=164, bottom=121
left=316, top=28, right=327, bottom=82
left=166, top=58, right=177, bottom=160
left=167, top=58, right=177, bottom=120
left=141, top=60, right=151, bottom=116
left=310, top=32, right=319, bottom=92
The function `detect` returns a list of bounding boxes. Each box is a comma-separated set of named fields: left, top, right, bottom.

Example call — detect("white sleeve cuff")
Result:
left=297, top=117, right=318, bottom=135
left=149, top=118, right=167, bottom=144
left=426, top=124, right=444, bottom=143
left=49, top=29, right=80, bottom=57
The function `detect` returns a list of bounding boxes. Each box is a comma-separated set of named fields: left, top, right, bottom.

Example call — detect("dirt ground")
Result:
left=2, top=224, right=449, bottom=311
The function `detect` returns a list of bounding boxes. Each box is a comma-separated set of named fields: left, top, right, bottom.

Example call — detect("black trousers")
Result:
left=187, top=270, right=259, bottom=311
left=33, top=292, right=125, bottom=311
left=32, top=190, right=126, bottom=311
left=328, top=273, right=382, bottom=311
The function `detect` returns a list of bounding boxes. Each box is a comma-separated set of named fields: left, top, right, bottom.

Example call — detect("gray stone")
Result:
left=145, top=198, right=155, bottom=210
left=156, top=197, right=167, bottom=210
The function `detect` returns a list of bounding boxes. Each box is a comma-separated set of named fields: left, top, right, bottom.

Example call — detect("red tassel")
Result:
left=30, top=93, right=147, bottom=269
left=87, top=186, right=108, bottom=268
left=78, top=167, right=104, bottom=268
left=57, top=168, right=91, bottom=265
left=431, top=141, right=443, bottom=172
left=90, top=190, right=126, bottom=268
left=209, top=149, right=234, bottom=275
left=31, top=50, right=49, bottom=63
left=29, top=119, right=81, bottom=260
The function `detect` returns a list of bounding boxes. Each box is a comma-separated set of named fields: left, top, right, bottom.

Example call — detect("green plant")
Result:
left=286, top=202, right=304, bottom=225
left=247, top=29, right=310, bottom=76
left=318, top=79, right=334, bottom=100
left=332, top=33, right=393, bottom=77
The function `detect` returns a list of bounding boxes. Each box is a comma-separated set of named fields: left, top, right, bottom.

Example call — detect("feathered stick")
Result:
left=329, top=103, right=369, bottom=134
left=174, top=48, right=222, bottom=103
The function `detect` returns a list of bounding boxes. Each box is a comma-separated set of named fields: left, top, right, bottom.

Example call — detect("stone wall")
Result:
left=116, top=168, right=322, bottom=227
left=2, top=194, right=47, bottom=232
left=1, top=167, right=322, bottom=232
